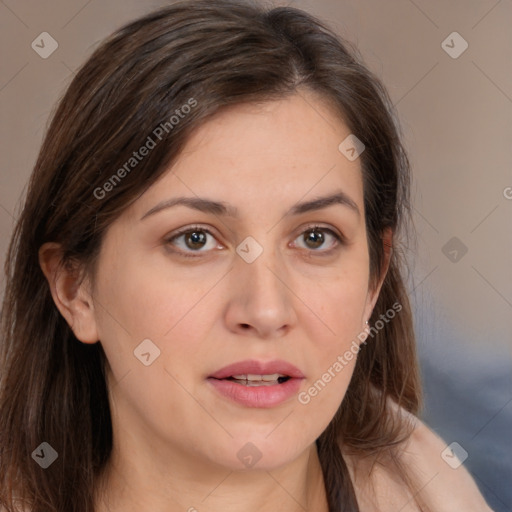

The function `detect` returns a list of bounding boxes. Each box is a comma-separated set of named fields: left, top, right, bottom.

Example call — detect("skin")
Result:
left=39, top=90, right=492, bottom=511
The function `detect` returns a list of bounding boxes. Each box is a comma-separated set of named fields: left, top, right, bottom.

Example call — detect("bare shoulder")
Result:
left=343, top=408, right=494, bottom=512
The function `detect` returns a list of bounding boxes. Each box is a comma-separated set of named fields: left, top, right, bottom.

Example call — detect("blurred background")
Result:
left=1, top=0, right=511, bottom=509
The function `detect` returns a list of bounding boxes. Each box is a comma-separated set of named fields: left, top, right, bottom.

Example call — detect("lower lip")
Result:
left=207, top=377, right=303, bottom=408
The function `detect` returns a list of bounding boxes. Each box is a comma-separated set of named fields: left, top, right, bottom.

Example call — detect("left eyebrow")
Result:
left=140, top=190, right=360, bottom=221
left=287, top=191, right=360, bottom=217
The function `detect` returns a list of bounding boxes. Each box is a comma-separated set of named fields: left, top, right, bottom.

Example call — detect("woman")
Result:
left=0, top=1, right=493, bottom=510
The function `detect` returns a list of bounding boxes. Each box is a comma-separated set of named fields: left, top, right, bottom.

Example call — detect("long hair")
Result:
left=0, top=1, right=421, bottom=510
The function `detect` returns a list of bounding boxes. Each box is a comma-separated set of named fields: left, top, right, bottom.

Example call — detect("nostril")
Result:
left=240, top=323, right=251, bottom=330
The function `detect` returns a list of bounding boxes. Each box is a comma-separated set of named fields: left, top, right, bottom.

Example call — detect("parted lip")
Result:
left=208, top=359, right=305, bottom=380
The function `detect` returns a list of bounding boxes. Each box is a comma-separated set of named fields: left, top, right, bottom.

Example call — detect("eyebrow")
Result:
left=140, top=191, right=360, bottom=220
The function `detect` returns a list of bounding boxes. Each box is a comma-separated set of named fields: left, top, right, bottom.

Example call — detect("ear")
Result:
left=363, top=228, right=393, bottom=324
left=38, top=242, right=99, bottom=344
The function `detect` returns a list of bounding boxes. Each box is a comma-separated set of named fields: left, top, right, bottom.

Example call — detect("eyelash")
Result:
left=164, top=224, right=345, bottom=258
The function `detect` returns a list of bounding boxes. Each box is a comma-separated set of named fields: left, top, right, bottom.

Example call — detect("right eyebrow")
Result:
left=140, top=197, right=238, bottom=220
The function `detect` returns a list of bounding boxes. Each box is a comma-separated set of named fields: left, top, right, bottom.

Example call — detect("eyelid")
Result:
left=293, top=222, right=345, bottom=241
left=165, top=224, right=218, bottom=240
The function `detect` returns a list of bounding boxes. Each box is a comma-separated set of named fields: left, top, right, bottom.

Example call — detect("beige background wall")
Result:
left=1, top=0, right=511, bottom=508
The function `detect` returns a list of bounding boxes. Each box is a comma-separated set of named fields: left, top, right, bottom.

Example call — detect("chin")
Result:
left=203, top=433, right=310, bottom=473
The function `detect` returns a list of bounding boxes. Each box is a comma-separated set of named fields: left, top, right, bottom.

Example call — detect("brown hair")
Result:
left=0, top=1, right=421, bottom=510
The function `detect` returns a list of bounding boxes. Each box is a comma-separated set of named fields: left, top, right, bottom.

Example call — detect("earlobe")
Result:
left=38, top=242, right=99, bottom=344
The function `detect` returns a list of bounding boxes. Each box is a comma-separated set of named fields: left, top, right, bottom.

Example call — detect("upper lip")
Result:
left=208, top=359, right=305, bottom=379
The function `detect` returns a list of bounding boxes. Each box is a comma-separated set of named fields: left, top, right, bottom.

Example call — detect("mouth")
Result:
left=207, top=359, right=304, bottom=408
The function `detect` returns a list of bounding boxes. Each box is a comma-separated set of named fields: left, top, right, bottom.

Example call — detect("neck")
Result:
left=95, top=438, right=328, bottom=512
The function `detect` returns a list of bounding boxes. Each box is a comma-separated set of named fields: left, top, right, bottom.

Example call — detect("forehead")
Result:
left=133, top=91, right=364, bottom=219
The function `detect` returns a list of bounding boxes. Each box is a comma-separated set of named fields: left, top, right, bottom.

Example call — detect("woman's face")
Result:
left=89, top=91, right=380, bottom=473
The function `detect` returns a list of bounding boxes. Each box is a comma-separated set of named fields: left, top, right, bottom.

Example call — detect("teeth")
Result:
left=243, top=380, right=277, bottom=387
left=232, top=373, right=286, bottom=381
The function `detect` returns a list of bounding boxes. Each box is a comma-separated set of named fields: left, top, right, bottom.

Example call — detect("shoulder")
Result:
left=398, top=415, right=493, bottom=511
left=343, top=407, right=494, bottom=512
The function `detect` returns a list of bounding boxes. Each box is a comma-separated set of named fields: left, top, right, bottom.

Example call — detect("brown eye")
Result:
left=292, top=226, right=342, bottom=253
left=184, top=230, right=207, bottom=250
left=166, top=227, right=220, bottom=254
left=304, top=229, right=325, bottom=249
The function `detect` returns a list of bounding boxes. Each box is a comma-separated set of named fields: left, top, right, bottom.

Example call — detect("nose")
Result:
left=223, top=248, right=297, bottom=339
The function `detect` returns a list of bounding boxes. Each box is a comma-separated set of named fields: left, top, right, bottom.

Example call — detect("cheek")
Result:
left=92, top=259, right=224, bottom=442
left=293, top=259, right=370, bottom=417
left=302, top=259, right=370, bottom=344
left=93, top=253, right=225, bottom=379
